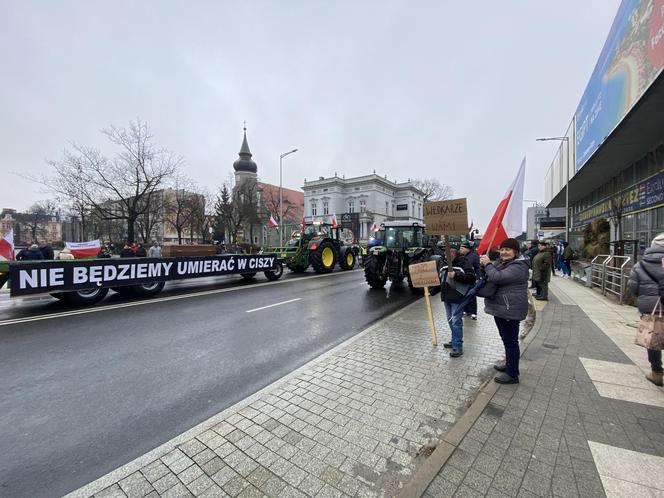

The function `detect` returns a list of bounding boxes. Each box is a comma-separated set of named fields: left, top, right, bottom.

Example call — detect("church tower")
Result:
left=233, top=125, right=258, bottom=186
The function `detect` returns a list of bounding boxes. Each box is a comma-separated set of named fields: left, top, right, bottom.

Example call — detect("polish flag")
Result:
left=267, top=214, right=279, bottom=228
left=0, top=229, right=14, bottom=260
left=477, top=158, right=526, bottom=255
left=65, top=239, right=101, bottom=259
left=331, top=214, right=338, bottom=229
left=370, top=222, right=378, bottom=233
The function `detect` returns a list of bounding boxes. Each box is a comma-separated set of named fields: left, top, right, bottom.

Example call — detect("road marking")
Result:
left=0, top=270, right=361, bottom=327
left=246, top=298, right=301, bottom=313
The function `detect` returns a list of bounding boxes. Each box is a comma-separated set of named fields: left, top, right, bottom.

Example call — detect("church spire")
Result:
left=233, top=122, right=258, bottom=173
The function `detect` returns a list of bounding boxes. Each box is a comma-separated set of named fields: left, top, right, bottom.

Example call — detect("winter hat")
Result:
left=460, top=241, right=473, bottom=249
left=499, top=238, right=520, bottom=252
left=651, top=233, right=664, bottom=249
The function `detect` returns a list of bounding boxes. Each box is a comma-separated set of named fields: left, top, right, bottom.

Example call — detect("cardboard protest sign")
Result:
left=424, top=198, right=469, bottom=236
left=408, top=261, right=440, bottom=288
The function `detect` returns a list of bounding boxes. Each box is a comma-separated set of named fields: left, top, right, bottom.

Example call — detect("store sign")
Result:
left=575, top=0, right=664, bottom=170
left=572, top=171, right=664, bottom=226
left=8, top=255, right=278, bottom=297
left=540, top=217, right=566, bottom=229
left=396, top=204, right=408, bottom=211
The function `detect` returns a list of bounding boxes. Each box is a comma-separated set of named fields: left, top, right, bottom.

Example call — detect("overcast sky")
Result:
left=1, top=0, right=621, bottom=230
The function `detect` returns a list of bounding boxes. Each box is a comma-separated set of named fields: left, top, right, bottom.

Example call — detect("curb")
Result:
left=399, top=297, right=546, bottom=497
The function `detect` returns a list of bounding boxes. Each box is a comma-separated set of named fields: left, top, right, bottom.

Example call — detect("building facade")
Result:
left=302, top=174, right=425, bottom=242
left=526, top=206, right=566, bottom=240
left=544, top=0, right=664, bottom=259
left=1, top=208, right=63, bottom=246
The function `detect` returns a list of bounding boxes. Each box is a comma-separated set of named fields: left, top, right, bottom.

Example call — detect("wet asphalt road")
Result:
left=0, top=269, right=418, bottom=498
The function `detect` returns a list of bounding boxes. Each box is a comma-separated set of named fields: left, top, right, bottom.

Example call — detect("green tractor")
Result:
left=363, top=221, right=442, bottom=292
left=264, top=222, right=358, bottom=274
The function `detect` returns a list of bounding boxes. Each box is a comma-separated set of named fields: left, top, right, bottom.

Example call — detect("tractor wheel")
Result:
left=241, top=273, right=257, bottom=281
left=339, top=248, right=355, bottom=270
left=364, top=254, right=387, bottom=289
left=129, top=281, right=166, bottom=298
left=264, top=262, right=283, bottom=281
left=61, top=287, right=109, bottom=306
left=310, top=241, right=337, bottom=274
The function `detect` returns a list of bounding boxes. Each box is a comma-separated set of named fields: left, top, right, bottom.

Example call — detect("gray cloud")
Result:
left=1, top=0, right=620, bottom=229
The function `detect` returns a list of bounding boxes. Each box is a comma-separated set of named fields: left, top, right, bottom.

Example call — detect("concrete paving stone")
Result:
left=201, top=457, right=226, bottom=477
left=211, top=466, right=238, bottom=487
left=282, top=465, right=307, bottom=488
left=256, top=449, right=279, bottom=467
left=152, top=472, right=180, bottom=494
left=316, top=484, right=345, bottom=498
left=179, top=464, right=205, bottom=485
left=521, top=468, right=553, bottom=497
left=265, top=436, right=287, bottom=452
left=193, top=449, right=218, bottom=467
left=187, top=474, right=215, bottom=496
left=304, top=457, right=328, bottom=478
left=438, top=464, right=466, bottom=486
left=458, top=436, right=484, bottom=456
left=254, top=430, right=274, bottom=445
left=234, top=436, right=256, bottom=452
left=322, top=449, right=346, bottom=468
left=244, top=442, right=267, bottom=460
left=214, top=442, right=236, bottom=459
left=161, top=482, right=193, bottom=498
left=258, top=475, right=288, bottom=497
left=491, top=467, right=524, bottom=496
left=206, top=435, right=228, bottom=451
left=119, top=471, right=155, bottom=498
left=226, top=430, right=248, bottom=445
left=471, top=452, right=502, bottom=479
left=452, top=483, right=484, bottom=498
left=246, top=465, right=273, bottom=488
left=462, top=468, right=493, bottom=494
left=196, top=483, right=229, bottom=498
left=162, top=449, right=188, bottom=467
left=180, top=439, right=209, bottom=458
left=141, top=460, right=171, bottom=483
left=221, top=475, right=251, bottom=497
left=269, top=456, right=294, bottom=477
left=94, top=484, right=128, bottom=498
left=425, top=476, right=458, bottom=497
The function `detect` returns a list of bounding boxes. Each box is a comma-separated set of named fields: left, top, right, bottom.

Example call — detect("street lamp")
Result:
left=279, top=148, right=298, bottom=246
left=536, top=137, right=570, bottom=242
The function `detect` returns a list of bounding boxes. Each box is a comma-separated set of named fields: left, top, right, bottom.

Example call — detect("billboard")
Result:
left=575, top=0, right=664, bottom=170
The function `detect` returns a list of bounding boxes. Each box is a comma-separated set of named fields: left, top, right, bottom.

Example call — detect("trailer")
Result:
left=0, top=253, right=283, bottom=306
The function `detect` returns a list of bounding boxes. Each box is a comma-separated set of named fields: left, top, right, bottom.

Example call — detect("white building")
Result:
left=302, top=173, right=425, bottom=241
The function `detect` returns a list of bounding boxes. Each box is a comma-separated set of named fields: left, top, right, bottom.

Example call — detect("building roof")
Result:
left=233, top=127, right=258, bottom=174
left=258, top=182, right=304, bottom=222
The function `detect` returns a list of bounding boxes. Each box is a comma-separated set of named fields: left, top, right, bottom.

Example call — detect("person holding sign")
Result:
left=440, top=244, right=476, bottom=358
left=479, top=238, right=529, bottom=384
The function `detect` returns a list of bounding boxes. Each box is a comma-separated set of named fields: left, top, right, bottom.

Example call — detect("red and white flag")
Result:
left=65, top=239, right=101, bottom=259
left=331, top=214, right=338, bottom=229
left=0, top=229, right=14, bottom=260
left=267, top=214, right=279, bottom=228
left=370, top=222, right=378, bottom=233
left=477, top=158, right=526, bottom=254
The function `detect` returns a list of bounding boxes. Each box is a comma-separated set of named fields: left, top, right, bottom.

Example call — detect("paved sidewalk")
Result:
left=424, top=275, right=664, bottom=498
left=66, top=290, right=521, bottom=498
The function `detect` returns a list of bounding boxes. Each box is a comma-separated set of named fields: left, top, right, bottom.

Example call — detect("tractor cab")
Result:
left=382, top=222, right=425, bottom=250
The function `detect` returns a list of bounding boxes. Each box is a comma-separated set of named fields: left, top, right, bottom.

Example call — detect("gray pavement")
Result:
left=424, top=276, right=664, bottom=498
left=1, top=270, right=419, bottom=498
left=63, top=288, right=510, bottom=498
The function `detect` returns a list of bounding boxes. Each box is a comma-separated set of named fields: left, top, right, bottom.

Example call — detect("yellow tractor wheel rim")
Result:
left=346, top=253, right=354, bottom=266
left=322, top=247, right=334, bottom=267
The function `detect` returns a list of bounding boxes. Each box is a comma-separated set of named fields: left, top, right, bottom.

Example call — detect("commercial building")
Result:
left=302, top=174, right=425, bottom=242
left=544, top=0, right=664, bottom=259
left=526, top=206, right=566, bottom=240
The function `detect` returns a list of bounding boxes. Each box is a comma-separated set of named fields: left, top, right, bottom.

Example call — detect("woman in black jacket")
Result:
left=480, top=238, right=530, bottom=384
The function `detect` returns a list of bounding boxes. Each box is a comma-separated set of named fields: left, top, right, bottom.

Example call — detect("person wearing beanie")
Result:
left=479, top=238, right=529, bottom=384
left=460, top=241, right=481, bottom=319
left=532, top=241, right=552, bottom=301
left=629, top=232, right=664, bottom=386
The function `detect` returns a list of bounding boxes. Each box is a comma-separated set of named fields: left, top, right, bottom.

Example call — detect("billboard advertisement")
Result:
left=575, top=0, right=664, bottom=170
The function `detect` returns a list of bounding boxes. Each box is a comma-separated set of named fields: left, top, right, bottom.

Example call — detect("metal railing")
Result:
left=589, top=254, right=631, bottom=304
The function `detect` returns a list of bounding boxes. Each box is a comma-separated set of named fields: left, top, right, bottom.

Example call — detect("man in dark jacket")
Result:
left=628, top=233, right=664, bottom=386
left=460, top=241, right=480, bottom=319
left=440, top=245, right=476, bottom=358
left=39, top=244, right=54, bottom=260
left=17, top=244, right=45, bottom=261
left=532, top=241, right=551, bottom=301
left=524, top=240, right=539, bottom=288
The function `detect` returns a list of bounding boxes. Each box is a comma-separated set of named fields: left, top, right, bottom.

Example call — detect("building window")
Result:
left=385, top=201, right=389, bottom=214
left=418, top=203, right=421, bottom=218
left=348, top=200, right=355, bottom=213
left=311, top=202, right=317, bottom=216
left=323, top=188, right=328, bottom=192
left=323, top=201, right=329, bottom=215
left=360, top=200, right=366, bottom=213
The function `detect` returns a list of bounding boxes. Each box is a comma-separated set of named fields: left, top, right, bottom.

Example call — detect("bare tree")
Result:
left=136, top=191, right=165, bottom=243
left=164, top=175, right=204, bottom=244
left=23, top=201, right=57, bottom=243
left=215, top=178, right=259, bottom=243
left=413, top=178, right=454, bottom=203
left=261, top=184, right=296, bottom=224
left=43, top=120, right=181, bottom=243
